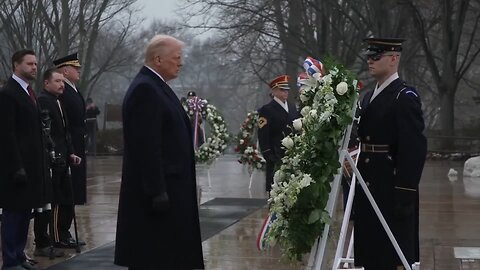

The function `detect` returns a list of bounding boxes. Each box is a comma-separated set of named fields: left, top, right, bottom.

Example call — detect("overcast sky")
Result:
left=136, top=0, right=178, bottom=22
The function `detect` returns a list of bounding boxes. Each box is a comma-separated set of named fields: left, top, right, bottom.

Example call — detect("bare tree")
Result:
left=0, top=0, right=141, bottom=96
left=405, top=0, right=480, bottom=135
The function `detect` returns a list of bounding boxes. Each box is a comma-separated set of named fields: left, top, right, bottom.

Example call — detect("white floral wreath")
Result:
left=183, top=98, right=229, bottom=165
left=265, top=57, right=359, bottom=261
left=235, top=111, right=266, bottom=174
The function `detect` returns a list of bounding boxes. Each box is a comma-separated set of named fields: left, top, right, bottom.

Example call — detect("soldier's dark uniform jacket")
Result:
left=257, top=99, right=299, bottom=191
left=38, top=90, right=75, bottom=205
left=354, top=78, right=427, bottom=269
left=55, top=53, right=87, bottom=205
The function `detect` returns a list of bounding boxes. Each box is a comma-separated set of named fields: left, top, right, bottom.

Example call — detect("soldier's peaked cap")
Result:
left=364, top=37, right=405, bottom=56
left=269, top=75, right=290, bottom=90
left=53, top=52, right=81, bottom=68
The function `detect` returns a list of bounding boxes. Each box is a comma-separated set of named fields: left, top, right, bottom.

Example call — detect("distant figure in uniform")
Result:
left=115, top=34, right=204, bottom=270
left=257, top=75, right=300, bottom=192
left=354, top=38, right=427, bottom=270
left=85, top=97, right=100, bottom=155
left=54, top=53, right=87, bottom=247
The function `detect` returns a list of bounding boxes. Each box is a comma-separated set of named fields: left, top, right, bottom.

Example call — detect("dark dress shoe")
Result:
left=34, top=247, right=65, bottom=258
left=65, top=237, right=86, bottom=246
left=54, top=237, right=86, bottom=248
left=20, top=261, right=38, bottom=270
left=54, top=241, right=76, bottom=249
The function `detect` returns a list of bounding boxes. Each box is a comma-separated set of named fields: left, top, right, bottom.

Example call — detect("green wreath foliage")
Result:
left=266, top=59, right=359, bottom=261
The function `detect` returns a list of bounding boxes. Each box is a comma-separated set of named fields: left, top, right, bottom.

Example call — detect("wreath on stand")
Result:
left=234, top=111, right=266, bottom=174
left=183, top=97, right=229, bottom=165
left=264, top=57, right=359, bottom=261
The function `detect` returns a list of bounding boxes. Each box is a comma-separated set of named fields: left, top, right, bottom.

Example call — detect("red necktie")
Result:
left=27, top=85, right=36, bottom=105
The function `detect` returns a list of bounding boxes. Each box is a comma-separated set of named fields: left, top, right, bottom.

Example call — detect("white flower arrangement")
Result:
left=265, top=57, right=359, bottom=261
left=183, top=98, right=229, bottom=165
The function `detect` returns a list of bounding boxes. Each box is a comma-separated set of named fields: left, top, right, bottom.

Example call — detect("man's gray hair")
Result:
left=144, top=35, right=184, bottom=64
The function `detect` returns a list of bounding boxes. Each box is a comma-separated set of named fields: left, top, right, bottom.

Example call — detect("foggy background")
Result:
left=0, top=0, right=479, bottom=154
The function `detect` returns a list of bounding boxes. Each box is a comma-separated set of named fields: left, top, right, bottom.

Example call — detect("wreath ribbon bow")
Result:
left=187, top=97, right=208, bottom=149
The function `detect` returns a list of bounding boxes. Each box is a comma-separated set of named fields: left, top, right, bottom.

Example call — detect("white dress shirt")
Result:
left=369, top=72, right=399, bottom=102
left=273, top=96, right=289, bottom=113
left=12, top=74, right=29, bottom=95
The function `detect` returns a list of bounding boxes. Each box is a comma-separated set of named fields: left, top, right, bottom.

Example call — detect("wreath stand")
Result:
left=305, top=106, right=420, bottom=270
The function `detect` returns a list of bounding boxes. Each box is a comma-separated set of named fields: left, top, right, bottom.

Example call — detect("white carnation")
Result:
left=292, top=118, right=303, bottom=131
left=281, top=137, right=294, bottom=149
left=300, top=106, right=311, bottom=117
left=336, top=81, right=348, bottom=95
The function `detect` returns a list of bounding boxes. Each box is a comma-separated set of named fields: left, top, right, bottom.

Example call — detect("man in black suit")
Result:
left=258, top=75, right=300, bottom=192
left=33, top=68, right=82, bottom=257
left=114, top=35, right=204, bottom=270
left=53, top=53, right=87, bottom=247
left=0, top=49, right=45, bottom=270
left=354, top=38, right=427, bottom=270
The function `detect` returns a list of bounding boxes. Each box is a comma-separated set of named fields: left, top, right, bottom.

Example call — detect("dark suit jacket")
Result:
left=38, top=90, right=75, bottom=204
left=59, top=82, right=86, bottom=204
left=115, top=66, right=204, bottom=269
left=257, top=99, right=300, bottom=191
left=0, top=77, right=47, bottom=209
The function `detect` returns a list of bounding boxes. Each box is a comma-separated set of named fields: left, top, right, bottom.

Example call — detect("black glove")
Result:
left=13, top=168, right=28, bottom=187
left=152, top=192, right=169, bottom=213
left=393, top=189, right=416, bottom=220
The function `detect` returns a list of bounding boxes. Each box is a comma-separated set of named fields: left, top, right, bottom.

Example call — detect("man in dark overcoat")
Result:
left=257, top=75, right=300, bottom=192
left=114, top=34, right=204, bottom=270
left=54, top=53, right=87, bottom=247
left=34, top=68, right=82, bottom=255
left=0, top=49, right=46, bottom=270
left=354, top=38, right=427, bottom=270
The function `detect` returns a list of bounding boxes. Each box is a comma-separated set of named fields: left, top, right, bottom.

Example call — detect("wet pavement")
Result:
left=1, top=155, right=479, bottom=269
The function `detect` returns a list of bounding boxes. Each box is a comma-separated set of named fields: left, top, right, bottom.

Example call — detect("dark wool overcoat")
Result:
left=0, top=77, right=47, bottom=210
left=59, top=82, right=87, bottom=204
left=114, top=67, right=204, bottom=269
left=354, top=78, right=427, bottom=270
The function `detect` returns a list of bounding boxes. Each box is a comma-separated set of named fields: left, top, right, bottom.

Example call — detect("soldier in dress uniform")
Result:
left=53, top=53, right=87, bottom=247
left=257, top=75, right=300, bottom=192
left=353, top=38, right=427, bottom=270
left=33, top=68, right=82, bottom=256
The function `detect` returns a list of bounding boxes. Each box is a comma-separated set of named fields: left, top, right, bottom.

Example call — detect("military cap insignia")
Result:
left=258, top=117, right=267, bottom=128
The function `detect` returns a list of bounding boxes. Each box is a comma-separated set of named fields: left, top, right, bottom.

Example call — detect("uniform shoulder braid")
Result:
left=395, top=82, right=420, bottom=100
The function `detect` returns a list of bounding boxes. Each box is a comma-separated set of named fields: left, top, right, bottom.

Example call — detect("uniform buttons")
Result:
left=365, top=158, right=370, bottom=163
left=366, top=136, right=370, bottom=141
left=366, top=182, right=370, bottom=186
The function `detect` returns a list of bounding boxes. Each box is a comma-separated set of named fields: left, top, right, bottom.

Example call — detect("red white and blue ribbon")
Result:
left=187, top=97, right=207, bottom=149
left=256, top=213, right=277, bottom=251
left=297, top=72, right=309, bottom=87
left=303, top=56, right=324, bottom=77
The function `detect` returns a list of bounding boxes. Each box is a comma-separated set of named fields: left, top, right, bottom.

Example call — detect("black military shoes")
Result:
left=54, top=237, right=86, bottom=248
